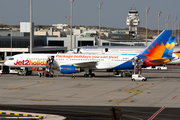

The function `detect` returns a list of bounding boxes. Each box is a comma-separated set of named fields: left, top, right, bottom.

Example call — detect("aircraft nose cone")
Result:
left=4, top=61, right=8, bottom=66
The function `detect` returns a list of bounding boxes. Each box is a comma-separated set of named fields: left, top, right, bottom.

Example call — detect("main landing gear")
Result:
left=84, top=73, right=95, bottom=77
left=83, top=68, right=95, bottom=77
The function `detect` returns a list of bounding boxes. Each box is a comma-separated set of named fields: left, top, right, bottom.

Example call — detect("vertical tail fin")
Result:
left=138, top=30, right=173, bottom=66
left=138, top=30, right=173, bottom=59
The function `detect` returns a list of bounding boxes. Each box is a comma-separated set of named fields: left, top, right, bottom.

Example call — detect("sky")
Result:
left=0, top=0, right=180, bottom=30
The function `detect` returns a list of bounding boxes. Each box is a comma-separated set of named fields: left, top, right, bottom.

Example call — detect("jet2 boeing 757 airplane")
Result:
left=4, top=30, right=175, bottom=77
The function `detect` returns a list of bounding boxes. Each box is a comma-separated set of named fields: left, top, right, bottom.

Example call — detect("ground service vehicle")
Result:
left=131, top=74, right=147, bottom=81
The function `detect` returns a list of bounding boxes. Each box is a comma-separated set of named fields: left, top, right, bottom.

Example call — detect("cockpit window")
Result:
left=8, top=58, right=14, bottom=60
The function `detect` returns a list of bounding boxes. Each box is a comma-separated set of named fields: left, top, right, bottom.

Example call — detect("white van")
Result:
left=131, top=74, right=147, bottom=81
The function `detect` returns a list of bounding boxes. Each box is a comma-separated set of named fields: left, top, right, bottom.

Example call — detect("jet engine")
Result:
left=60, top=65, right=80, bottom=74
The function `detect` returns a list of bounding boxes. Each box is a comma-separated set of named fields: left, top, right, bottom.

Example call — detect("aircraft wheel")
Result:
left=84, top=74, right=88, bottom=77
left=121, top=73, right=123, bottom=77
left=123, top=72, right=126, bottom=77
left=91, top=73, right=95, bottom=77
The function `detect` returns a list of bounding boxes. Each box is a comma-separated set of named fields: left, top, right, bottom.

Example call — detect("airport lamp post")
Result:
left=172, top=21, right=174, bottom=36
left=165, top=14, right=170, bottom=30
left=69, top=0, right=74, bottom=50
left=30, top=0, right=33, bottom=53
left=98, top=2, right=103, bottom=46
left=146, top=7, right=150, bottom=46
left=158, top=11, right=162, bottom=35
left=178, top=23, right=180, bottom=44
left=172, top=17, right=177, bottom=36
left=11, top=29, right=12, bottom=56
left=174, top=17, right=177, bottom=36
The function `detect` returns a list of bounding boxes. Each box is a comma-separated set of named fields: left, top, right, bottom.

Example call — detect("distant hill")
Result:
left=0, top=24, right=174, bottom=39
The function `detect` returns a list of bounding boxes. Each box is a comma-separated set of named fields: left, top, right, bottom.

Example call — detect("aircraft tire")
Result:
left=91, top=73, right=95, bottom=77
left=84, top=74, right=88, bottom=77
left=121, top=73, right=124, bottom=77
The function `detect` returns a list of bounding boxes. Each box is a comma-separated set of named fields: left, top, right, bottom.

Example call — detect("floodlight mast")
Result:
left=165, top=14, right=170, bottom=30
left=30, top=0, right=33, bottom=53
left=172, top=17, right=177, bottom=36
left=158, top=11, right=162, bottom=35
left=98, top=2, right=103, bottom=46
left=146, top=7, right=150, bottom=47
left=69, top=0, right=74, bottom=50
left=178, top=23, right=180, bottom=44
left=9, top=20, right=12, bottom=56
left=174, top=17, right=178, bottom=36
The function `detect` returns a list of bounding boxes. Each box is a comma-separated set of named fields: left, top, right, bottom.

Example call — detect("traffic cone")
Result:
left=0, top=73, right=1, bottom=76
left=93, top=76, right=95, bottom=80
left=57, top=75, right=58, bottom=78
left=162, top=76, right=164, bottom=80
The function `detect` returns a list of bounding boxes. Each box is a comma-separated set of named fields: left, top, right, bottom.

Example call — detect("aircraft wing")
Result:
left=72, top=61, right=98, bottom=68
left=148, top=57, right=175, bottom=63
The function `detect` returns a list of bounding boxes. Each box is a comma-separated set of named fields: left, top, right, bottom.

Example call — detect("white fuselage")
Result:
left=69, top=46, right=180, bottom=64
left=4, top=53, right=137, bottom=70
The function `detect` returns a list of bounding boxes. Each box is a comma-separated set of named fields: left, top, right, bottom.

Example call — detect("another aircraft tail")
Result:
left=163, top=36, right=177, bottom=57
left=173, top=50, right=180, bottom=58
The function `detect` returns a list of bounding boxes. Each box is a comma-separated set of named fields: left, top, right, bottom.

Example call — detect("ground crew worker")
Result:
left=39, top=71, right=42, bottom=77
left=71, top=73, right=75, bottom=79
left=44, top=71, right=46, bottom=77
left=51, top=71, right=54, bottom=77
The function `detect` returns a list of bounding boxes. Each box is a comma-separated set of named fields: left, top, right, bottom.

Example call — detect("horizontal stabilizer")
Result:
left=173, top=50, right=180, bottom=53
left=148, top=57, right=174, bottom=63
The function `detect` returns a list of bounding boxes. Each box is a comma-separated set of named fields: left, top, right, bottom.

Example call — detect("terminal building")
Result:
left=0, top=23, right=98, bottom=61
left=0, top=11, right=152, bottom=61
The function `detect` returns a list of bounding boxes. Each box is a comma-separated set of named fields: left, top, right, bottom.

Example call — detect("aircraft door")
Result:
left=105, top=48, right=108, bottom=52
left=103, top=48, right=108, bottom=53
left=77, top=48, right=81, bottom=53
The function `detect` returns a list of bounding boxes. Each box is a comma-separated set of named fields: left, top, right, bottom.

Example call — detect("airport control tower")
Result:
left=126, top=6, right=140, bottom=35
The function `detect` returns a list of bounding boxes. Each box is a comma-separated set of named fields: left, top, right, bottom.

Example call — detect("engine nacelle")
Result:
left=60, top=65, right=80, bottom=74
